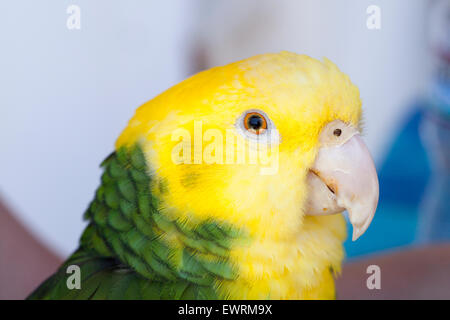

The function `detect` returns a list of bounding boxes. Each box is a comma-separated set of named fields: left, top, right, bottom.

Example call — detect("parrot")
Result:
left=28, top=51, right=379, bottom=300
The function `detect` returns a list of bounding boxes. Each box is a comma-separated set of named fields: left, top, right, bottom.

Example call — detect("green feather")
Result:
left=27, top=143, right=246, bottom=300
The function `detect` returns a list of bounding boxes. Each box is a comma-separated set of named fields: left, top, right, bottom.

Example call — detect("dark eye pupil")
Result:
left=248, top=115, right=263, bottom=130
left=333, top=128, right=342, bottom=136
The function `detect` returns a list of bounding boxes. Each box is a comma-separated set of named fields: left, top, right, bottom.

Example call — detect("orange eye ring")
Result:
left=243, top=112, right=268, bottom=135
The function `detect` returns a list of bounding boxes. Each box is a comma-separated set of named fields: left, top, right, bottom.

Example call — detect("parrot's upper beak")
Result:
left=304, top=120, right=379, bottom=241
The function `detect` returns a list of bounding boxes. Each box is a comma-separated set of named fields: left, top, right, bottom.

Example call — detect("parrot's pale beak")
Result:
left=304, top=120, right=379, bottom=241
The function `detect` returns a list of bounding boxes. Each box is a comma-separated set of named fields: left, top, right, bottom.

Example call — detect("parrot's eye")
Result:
left=244, top=112, right=267, bottom=134
left=333, top=128, right=342, bottom=137
left=235, top=109, right=280, bottom=145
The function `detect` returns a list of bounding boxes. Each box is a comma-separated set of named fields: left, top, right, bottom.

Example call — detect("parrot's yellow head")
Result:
left=116, top=52, right=379, bottom=298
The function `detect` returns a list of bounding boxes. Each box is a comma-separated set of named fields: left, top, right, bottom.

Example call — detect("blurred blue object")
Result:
left=410, top=0, right=450, bottom=245
left=417, top=69, right=450, bottom=243
left=418, top=111, right=450, bottom=243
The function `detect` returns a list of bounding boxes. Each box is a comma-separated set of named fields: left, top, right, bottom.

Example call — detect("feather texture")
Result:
left=28, top=144, right=243, bottom=299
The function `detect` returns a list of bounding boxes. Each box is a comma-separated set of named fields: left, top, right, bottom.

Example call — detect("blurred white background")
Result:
left=0, top=0, right=431, bottom=256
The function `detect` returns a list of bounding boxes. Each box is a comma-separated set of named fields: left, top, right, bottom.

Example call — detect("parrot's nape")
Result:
left=28, top=52, right=379, bottom=300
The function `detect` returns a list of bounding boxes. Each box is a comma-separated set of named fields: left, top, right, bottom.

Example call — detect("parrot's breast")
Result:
left=220, top=214, right=347, bottom=299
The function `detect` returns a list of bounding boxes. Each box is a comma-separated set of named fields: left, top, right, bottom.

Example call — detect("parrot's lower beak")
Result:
left=304, top=127, right=379, bottom=241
